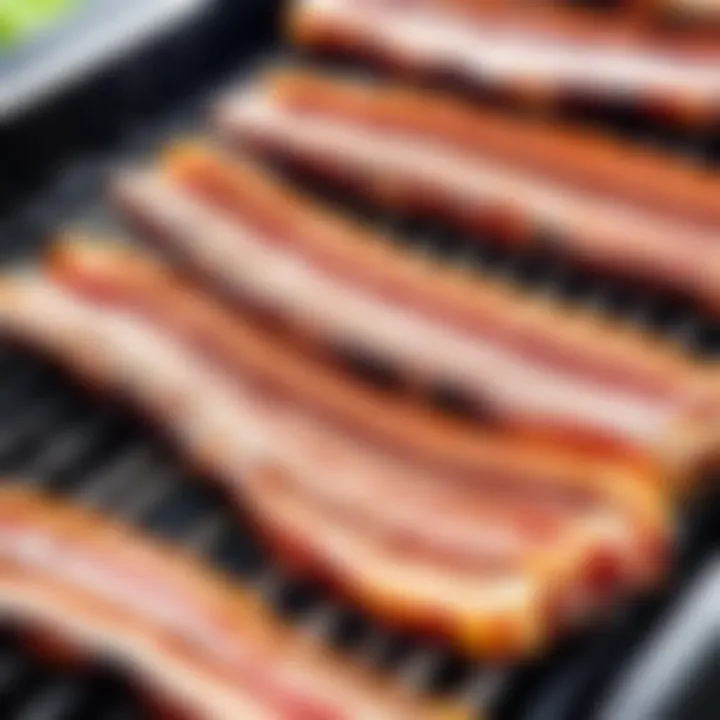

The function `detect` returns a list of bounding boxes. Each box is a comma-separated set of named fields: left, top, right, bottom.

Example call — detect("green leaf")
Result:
left=0, top=0, right=78, bottom=48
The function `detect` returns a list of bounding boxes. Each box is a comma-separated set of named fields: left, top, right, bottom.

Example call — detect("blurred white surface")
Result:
left=0, top=0, right=209, bottom=120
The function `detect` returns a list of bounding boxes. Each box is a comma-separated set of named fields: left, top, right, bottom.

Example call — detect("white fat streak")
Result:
left=0, top=526, right=221, bottom=642
left=0, top=521, right=283, bottom=676
left=0, top=526, right=414, bottom=720
left=269, top=411, right=561, bottom=560
left=302, top=0, right=720, bottom=97
left=0, top=278, right=515, bottom=714
left=0, top=278, right=274, bottom=467
left=1, top=279, right=569, bottom=562
left=230, top=93, right=720, bottom=291
left=248, top=476, right=543, bottom=653
left=1, top=278, right=581, bottom=561
left=250, top=471, right=538, bottom=616
left=120, top=175, right=673, bottom=447
left=0, top=579, right=277, bottom=720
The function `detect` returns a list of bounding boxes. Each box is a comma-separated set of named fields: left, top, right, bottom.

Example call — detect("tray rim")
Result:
left=0, top=0, right=210, bottom=122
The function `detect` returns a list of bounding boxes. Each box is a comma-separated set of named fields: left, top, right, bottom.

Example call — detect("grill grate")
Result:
left=0, top=6, right=718, bottom=719
left=0, top=349, right=511, bottom=719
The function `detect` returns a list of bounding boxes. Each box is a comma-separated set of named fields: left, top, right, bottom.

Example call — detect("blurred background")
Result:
left=0, top=0, right=278, bottom=229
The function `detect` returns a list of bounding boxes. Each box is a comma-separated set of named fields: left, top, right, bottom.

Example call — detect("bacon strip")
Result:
left=0, top=239, right=676, bottom=653
left=47, top=239, right=667, bottom=536
left=0, top=257, right=655, bottom=657
left=51, top=239, right=674, bottom=612
left=228, top=68, right=720, bottom=228
left=216, top=70, right=720, bottom=311
left=289, top=0, right=720, bottom=126
left=0, top=488, right=466, bottom=719
left=117, top=143, right=720, bottom=483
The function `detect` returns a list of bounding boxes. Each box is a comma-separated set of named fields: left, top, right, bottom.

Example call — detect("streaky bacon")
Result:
left=50, top=240, right=674, bottom=617
left=0, top=487, right=466, bottom=719
left=0, top=252, right=654, bottom=657
left=245, top=68, right=720, bottom=228
left=289, top=0, right=720, bottom=127
left=112, top=143, right=720, bottom=482
left=47, top=238, right=668, bottom=535
left=215, top=69, right=720, bottom=312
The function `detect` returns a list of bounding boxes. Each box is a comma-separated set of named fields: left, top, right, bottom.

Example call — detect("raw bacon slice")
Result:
left=49, top=240, right=672, bottom=613
left=223, top=68, right=720, bottom=228
left=0, top=488, right=465, bottom=719
left=0, top=242, right=672, bottom=656
left=289, top=0, right=720, bottom=127
left=48, top=239, right=667, bottom=536
left=0, top=263, right=601, bottom=657
left=115, top=144, right=720, bottom=483
left=216, top=69, right=720, bottom=311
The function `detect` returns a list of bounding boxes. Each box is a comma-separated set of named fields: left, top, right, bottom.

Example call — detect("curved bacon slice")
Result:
left=0, top=270, right=549, bottom=656
left=216, top=69, right=720, bottom=311
left=289, top=0, right=720, bottom=127
left=49, top=239, right=673, bottom=612
left=47, top=239, right=666, bottom=535
left=0, top=487, right=465, bottom=719
left=225, top=68, right=720, bottom=228
left=0, top=246, right=669, bottom=657
left=117, top=142, right=720, bottom=483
